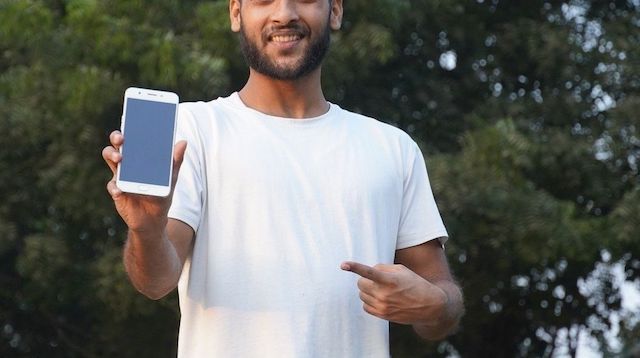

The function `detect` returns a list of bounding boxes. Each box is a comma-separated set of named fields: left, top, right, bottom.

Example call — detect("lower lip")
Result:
left=270, top=38, right=302, bottom=51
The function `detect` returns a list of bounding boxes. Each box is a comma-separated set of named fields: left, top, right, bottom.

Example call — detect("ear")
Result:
left=230, top=0, right=241, bottom=32
left=330, top=0, right=343, bottom=30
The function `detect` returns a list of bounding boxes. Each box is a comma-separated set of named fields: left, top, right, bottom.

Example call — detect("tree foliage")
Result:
left=0, top=0, right=638, bottom=356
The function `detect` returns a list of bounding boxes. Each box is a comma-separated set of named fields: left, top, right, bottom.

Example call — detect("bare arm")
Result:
left=394, top=240, right=464, bottom=340
left=124, top=219, right=194, bottom=299
left=103, top=130, right=192, bottom=299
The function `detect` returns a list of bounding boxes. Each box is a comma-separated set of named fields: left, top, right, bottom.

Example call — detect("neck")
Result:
left=238, top=68, right=329, bottom=119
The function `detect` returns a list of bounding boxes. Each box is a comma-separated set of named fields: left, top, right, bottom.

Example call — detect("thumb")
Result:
left=171, top=140, right=188, bottom=187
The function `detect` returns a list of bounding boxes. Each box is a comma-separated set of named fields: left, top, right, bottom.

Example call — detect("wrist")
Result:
left=417, top=282, right=449, bottom=326
left=128, top=224, right=167, bottom=243
left=129, top=215, right=168, bottom=234
left=413, top=280, right=464, bottom=339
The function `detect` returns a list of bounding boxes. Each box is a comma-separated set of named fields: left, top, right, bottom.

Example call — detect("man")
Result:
left=102, top=0, right=463, bottom=356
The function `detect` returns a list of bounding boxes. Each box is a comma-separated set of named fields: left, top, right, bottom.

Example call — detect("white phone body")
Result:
left=116, top=87, right=179, bottom=197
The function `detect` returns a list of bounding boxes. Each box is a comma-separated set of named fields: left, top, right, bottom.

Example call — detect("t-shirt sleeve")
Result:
left=396, top=140, right=448, bottom=249
left=167, top=104, right=204, bottom=233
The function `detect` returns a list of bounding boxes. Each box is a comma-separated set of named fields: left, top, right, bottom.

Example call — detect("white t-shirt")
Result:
left=168, top=93, right=448, bottom=358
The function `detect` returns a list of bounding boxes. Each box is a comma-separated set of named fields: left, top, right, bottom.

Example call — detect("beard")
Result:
left=238, top=20, right=331, bottom=81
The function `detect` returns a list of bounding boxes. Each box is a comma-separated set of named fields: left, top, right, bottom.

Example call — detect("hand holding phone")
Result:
left=116, top=87, right=179, bottom=197
left=102, top=87, right=186, bottom=233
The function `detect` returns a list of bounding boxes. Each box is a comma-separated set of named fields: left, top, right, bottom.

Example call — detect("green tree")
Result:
left=0, top=0, right=638, bottom=357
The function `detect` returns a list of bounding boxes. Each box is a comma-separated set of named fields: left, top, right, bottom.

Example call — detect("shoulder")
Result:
left=178, top=94, right=236, bottom=123
left=173, top=96, right=231, bottom=150
left=175, top=94, right=243, bottom=138
left=334, top=105, right=418, bottom=150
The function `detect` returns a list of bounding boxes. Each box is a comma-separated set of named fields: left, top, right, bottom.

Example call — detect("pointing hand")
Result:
left=340, top=261, right=447, bottom=325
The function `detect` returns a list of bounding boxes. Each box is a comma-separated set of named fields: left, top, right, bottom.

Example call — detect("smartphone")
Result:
left=116, top=87, right=179, bottom=197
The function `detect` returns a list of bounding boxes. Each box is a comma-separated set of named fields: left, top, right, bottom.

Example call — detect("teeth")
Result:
left=272, top=35, right=300, bottom=42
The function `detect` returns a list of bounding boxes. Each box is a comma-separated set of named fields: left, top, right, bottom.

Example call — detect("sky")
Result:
left=576, top=263, right=640, bottom=357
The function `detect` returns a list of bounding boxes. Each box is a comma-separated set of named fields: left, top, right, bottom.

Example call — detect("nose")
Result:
left=271, top=0, right=300, bottom=25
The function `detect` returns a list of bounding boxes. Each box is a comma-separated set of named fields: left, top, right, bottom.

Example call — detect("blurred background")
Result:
left=1, top=0, right=639, bottom=357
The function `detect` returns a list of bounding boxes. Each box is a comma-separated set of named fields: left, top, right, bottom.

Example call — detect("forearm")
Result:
left=413, top=280, right=464, bottom=340
left=123, top=228, right=183, bottom=300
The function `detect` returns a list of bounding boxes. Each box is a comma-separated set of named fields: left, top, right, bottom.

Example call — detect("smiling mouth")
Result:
left=271, top=35, right=301, bottom=42
left=269, top=33, right=303, bottom=43
left=266, top=24, right=308, bottom=43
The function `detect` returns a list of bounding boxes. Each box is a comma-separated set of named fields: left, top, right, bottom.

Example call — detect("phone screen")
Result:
left=119, top=98, right=177, bottom=186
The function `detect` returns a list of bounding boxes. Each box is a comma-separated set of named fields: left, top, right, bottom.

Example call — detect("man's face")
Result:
left=230, top=0, right=343, bottom=80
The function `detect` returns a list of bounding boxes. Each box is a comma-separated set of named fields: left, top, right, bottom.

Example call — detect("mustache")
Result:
left=263, top=23, right=310, bottom=39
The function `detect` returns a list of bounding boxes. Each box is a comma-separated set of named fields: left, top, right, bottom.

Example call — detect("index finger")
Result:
left=102, top=145, right=120, bottom=174
left=109, top=130, right=123, bottom=148
left=340, top=261, right=394, bottom=284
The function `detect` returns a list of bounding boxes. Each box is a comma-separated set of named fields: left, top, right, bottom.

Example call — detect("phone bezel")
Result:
left=116, top=87, right=179, bottom=197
